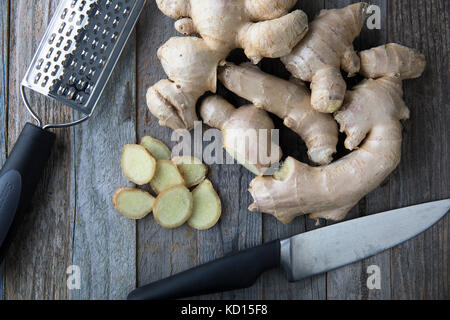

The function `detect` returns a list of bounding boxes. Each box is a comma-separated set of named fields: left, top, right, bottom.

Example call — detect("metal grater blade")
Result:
left=21, top=0, right=146, bottom=115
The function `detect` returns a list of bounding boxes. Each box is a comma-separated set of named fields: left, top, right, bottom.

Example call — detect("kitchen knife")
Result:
left=127, top=199, right=450, bottom=300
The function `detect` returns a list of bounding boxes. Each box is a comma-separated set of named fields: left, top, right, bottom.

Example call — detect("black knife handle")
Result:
left=0, top=123, right=56, bottom=263
left=128, top=240, right=281, bottom=300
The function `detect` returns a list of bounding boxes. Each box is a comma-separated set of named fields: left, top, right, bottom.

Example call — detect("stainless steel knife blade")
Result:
left=280, top=199, right=450, bottom=281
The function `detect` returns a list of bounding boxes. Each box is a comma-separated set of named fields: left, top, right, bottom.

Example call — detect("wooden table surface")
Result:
left=0, top=0, right=448, bottom=300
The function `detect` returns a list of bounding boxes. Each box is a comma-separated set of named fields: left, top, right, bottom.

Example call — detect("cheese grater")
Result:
left=0, top=0, right=147, bottom=262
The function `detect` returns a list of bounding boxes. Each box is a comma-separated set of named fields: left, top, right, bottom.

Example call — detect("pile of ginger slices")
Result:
left=114, top=137, right=221, bottom=231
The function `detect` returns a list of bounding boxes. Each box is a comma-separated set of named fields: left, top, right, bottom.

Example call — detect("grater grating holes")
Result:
left=24, top=0, right=96, bottom=99
left=21, top=0, right=146, bottom=115
left=53, top=0, right=134, bottom=105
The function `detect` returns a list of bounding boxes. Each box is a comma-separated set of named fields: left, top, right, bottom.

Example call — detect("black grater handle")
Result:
left=0, top=123, right=56, bottom=263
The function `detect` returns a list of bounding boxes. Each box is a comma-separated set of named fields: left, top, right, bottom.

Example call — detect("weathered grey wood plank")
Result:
left=0, top=0, right=446, bottom=301
left=354, top=0, right=392, bottom=300
left=4, top=0, right=73, bottom=300
left=135, top=1, right=190, bottom=295
left=135, top=0, right=199, bottom=299
left=208, top=164, right=263, bottom=300
left=135, top=1, right=262, bottom=300
left=0, top=0, right=9, bottom=301
left=261, top=0, right=327, bottom=300
left=70, top=35, right=137, bottom=300
left=204, top=51, right=264, bottom=301
left=0, top=0, right=8, bottom=164
left=326, top=0, right=392, bottom=300
left=387, top=0, right=449, bottom=300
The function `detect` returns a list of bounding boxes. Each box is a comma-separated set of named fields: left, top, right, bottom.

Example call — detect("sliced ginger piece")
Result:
left=150, top=160, right=185, bottom=194
left=172, top=156, right=208, bottom=188
left=153, top=185, right=193, bottom=229
left=121, top=144, right=157, bottom=185
left=188, top=180, right=222, bottom=231
left=113, top=188, right=155, bottom=220
left=141, top=136, right=172, bottom=160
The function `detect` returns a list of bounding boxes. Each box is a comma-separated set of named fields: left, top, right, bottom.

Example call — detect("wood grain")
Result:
left=0, top=0, right=8, bottom=162
left=261, top=0, right=327, bottom=300
left=0, top=0, right=448, bottom=300
left=135, top=1, right=262, bottom=300
left=0, top=0, right=9, bottom=301
left=69, top=37, right=138, bottom=300
left=135, top=0, right=186, bottom=294
left=326, top=0, right=392, bottom=300
left=387, top=0, right=449, bottom=299
left=131, top=0, right=450, bottom=300
left=4, top=0, right=73, bottom=300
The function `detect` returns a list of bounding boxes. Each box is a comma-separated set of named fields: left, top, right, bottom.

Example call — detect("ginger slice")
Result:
left=188, top=180, right=222, bottom=231
left=113, top=188, right=155, bottom=220
left=150, top=160, right=185, bottom=194
left=153, top=185, right=193, bottom=229
left=172, top=156, right=208, bottom=188
left=141, top=136, right=172, bottom=160
left=121, top=144, right=157, bottom=185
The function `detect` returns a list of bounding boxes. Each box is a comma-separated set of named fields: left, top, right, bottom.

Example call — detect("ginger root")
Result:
left=200, top=95, right=282, bottom=176
left=218, top=62, right=339, bottom=165
left=148, top=0, right=309, bottom=130
left=249, top=44, right=426, bottom=223
left=282, top=2, right=369, bottom=113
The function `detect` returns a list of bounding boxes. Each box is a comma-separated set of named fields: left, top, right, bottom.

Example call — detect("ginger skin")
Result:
left=218, top=62, right=339, bottom=165
left=249, top=44, right=426, bottom=223
left=282, top=2, right=369, bottom=113
left=200, top=96, right=282, bottom=176
left=148, top=0, right=309, bottom=130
